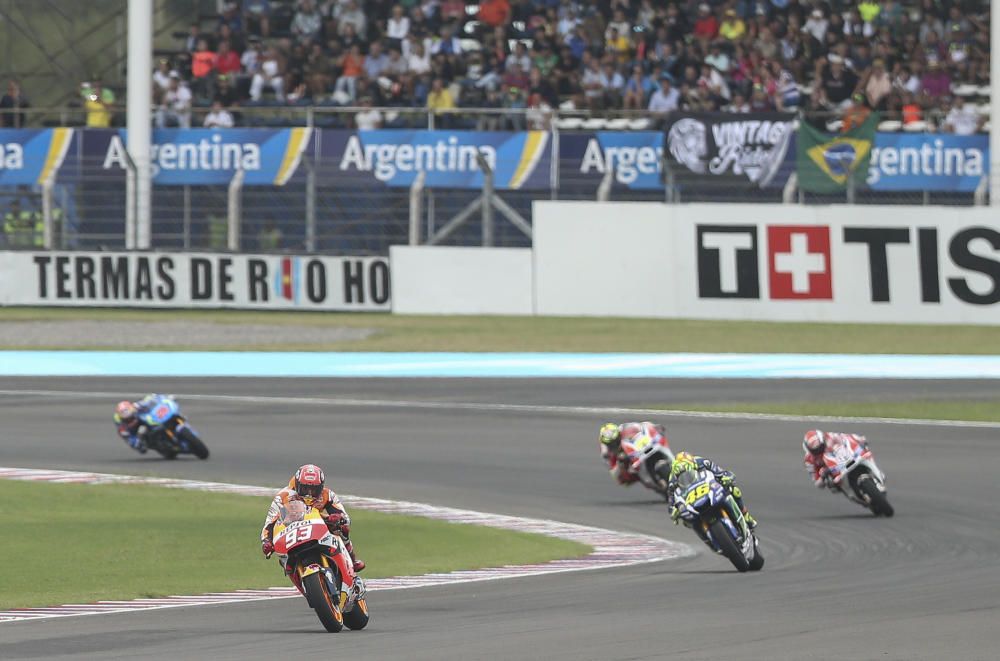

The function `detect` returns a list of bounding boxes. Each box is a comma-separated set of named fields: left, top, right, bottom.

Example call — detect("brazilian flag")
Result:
left=797, top=113, right=878, bottom=193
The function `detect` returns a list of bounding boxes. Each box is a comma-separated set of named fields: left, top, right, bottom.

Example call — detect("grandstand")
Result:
left=0, top=0, right=992, bottom=131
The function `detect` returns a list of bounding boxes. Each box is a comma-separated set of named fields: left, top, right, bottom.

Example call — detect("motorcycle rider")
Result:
left=260, top=463, right=365, bottom=594
left=112, top=394, right=163, bottom=453
left=598, top=421, right=670, bottom=486
left=803, top=429, right=870, bottom=488
left=667, top=451, right=757, bottom=529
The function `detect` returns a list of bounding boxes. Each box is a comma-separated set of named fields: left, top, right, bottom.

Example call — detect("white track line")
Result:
left=0, top=388, right=998, bottom=429
left=0, top=467, right=692, bottom=623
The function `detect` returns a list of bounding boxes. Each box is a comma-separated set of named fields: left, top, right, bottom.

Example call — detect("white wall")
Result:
left=534, top=202, right=1000, bottom=325
left=390, top=246, right=533, bottom=315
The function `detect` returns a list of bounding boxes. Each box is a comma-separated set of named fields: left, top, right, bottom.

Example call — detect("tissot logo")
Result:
left=767, top=226, right=832, bottom=299
left=696, top=223, right=1000, bottom=305
left=696, top=225, right=759, bottom=299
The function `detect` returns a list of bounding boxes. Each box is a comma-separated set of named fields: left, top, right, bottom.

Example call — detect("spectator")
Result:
left=0, top=79, right=30, bottom=128
left=152, top=59, right=173, bottom=93
left=648, top=77, right=679, bottom=114
left=203, top=99, right=235, bottom=127
left=365, top=41, right=389, bottom=80
left=183, top=23, right=202, bottom=53
left=724, top=92, right=750, bottom=113
left=440, top=0, right=464, bottom=23
left=718, top=9, right=745, bottom=42
left=191, top=39, right=217, bottom=98
left=507, top=42, right=531, bottom=73
left=250, top=48, right=284, bottom=101
left=862, top=58, right=892, bottom=109
left=243, top=0, right=271, bottom=38
left=218, top=2, right=243, bottom=35
left=257, top=220, right=282, bottom=250
left=816, top=56, right=858, bottom=110
left=427, top=77, right=455, bottom=120
left=692, top=4, right=718, bottom=41
left=386, top=5, right=411, bottom=44
left=292, top=0, right=323, bottom=42
left=900, top=91, right=922, bottom=126
left=841, top=93, right=871, bottom=131
left=339, top=0, right=367, bottom=40
left=803, top=8, right=828, bottom=43
left=919, top=60, right=951, bottom=102
left=943, top=96, right=982, bottom=135
left=408, top=40, right=432, bottom=75
left=215, top=74, right=240, bottom=108
left=81, top=78, right=114, bottom=128
left=157, top=73, right=192, bottom=128
left=432, top=25, right=462, bottom=56
left=354, top=97, right=383, bottom=129
left=216, top=40, right=242, bottom=78
left=334, top=44, right=365, bottom=102
left=525, top=92, right=552, bottom=130
left=479, top=0, right=511, bottom=30
left=622, top=65, right=647, bottom=110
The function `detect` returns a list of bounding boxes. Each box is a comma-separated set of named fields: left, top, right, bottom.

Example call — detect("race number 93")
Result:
left=284, top=526, right=311, bottom=546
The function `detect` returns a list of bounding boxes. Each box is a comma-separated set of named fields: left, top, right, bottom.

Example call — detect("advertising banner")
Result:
left=559, top=131, right=663, bottom=189
left=534, top=201, right=1000, bottom=325
left=663, top=112, right=795, bottom=187
left=867, top=133, right=988, bottom=192
left=0, top=251, right=390, bottom=310
left=0, top=129, right=73, bottom=186
left=80, top=128, right=313, bottom=186
left=319, top=129, right=551, bottom=190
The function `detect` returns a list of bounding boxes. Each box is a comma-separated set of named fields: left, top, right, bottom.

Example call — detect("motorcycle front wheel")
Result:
left=343, top=597, right=370, bottom=630
left=178, top=427, right=210, bottom=459
left=303, top=572, right=344, bottom=633
left=708, top=519, right=750, bottom=572
left=858, top=477, right=894, bottom=517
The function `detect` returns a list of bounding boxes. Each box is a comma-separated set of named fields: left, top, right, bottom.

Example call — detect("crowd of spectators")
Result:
left=53, top=1, right=989, bottom=133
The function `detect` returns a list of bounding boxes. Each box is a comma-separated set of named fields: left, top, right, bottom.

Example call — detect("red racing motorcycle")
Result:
left=272, top=500, right=370, bottom=632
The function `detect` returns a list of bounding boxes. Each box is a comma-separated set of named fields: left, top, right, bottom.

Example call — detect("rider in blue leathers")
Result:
left=112, top=394, right=161, bottom=453
left=667, top=451, right=757, bottom=530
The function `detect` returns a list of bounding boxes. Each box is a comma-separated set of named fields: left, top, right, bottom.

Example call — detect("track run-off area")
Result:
left=1, top=376, right=998, bottom=660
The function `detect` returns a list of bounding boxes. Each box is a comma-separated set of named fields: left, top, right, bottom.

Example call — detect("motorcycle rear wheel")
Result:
left=709, top=520, right=750, bottom=572
left=858, top=477, right=894, bottom=517
left=344, top=598, right=370, bottom=630
left=303, top=572, right=344, bottom=633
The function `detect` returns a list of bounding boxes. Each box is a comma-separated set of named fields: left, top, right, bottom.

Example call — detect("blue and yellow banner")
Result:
left=80, top=128, right=313, bottom=186
left=319, top=130, right=552, bottom=190
left=867, top=133, right=987, bottom=192
left=0, top=128, right=73, bottom=185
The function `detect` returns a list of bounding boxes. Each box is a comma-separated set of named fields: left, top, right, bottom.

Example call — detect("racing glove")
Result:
left=261, top=539, right=274, bottom=559
left=325, top=514, right=349, bottom=535
left=719, top=474, right=734, bottom=487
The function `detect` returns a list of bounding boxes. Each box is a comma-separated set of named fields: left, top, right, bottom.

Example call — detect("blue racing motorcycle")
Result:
left=139, top=396, right=210, bottom=460
left=673, top=468, right=762, bottom=572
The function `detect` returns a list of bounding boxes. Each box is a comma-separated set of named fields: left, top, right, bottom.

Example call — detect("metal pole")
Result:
left=227, top=169, right=245, bottom=251
left=123, top=149, right=137, bottom=248
left=305, top=159, right=316, bottom=252
left=596, top=167, right=614, bottom=201
left=427, top=191, right=435, bottom=239
left=846, top=171, right=856, bottom=204
left=478, top=152, right=494, bottom=247
left=550, top=119, right=559, bottom=200
left=409, top=171, right=425, bottom=245
left=41, top=177, right=54, bottom=249
left=183, top=185, right=191, bottom=249
left=992, top=3, right=1000, bottom=206
left=127, top=0, right=153, bottom=248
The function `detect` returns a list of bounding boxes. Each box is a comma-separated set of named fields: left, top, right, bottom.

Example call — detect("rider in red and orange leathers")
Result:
left=803, top=430, right=870, bottom=487
left=599, top=421, right=669, bottom=485
left=260, top=464, right=365, bottom=593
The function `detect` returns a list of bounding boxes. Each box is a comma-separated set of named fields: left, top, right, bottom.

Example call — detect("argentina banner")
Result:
left=0, top=128, right=73, bottom=185
left=86, top=128, right=313, bottom=186
left=866, top=133, right=987, bottom=192
left=323, top=130, right=551, bottom=190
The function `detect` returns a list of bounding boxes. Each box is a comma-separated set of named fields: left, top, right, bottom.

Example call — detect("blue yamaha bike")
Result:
left=673, top=468, right=763, bottom=572
left=139, top=396, right=210, bottom=460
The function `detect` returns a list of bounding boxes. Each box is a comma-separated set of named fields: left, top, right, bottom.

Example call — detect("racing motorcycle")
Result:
left=617, top=423, right=675, bottom=499
left=272, top=500, right=370, bottom=633
left=672, top=468, right=763, bottom=572
left=138, top=396, right=209, bottom=460
left=820, top=435, right=894, bottom=517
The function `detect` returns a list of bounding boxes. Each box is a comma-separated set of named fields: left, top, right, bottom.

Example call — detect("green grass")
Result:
left=647, top=400, right=1000, bottom=423
left=2, top=308, right=1000, bottom=354
left=0, top=480, right=589, bottom=610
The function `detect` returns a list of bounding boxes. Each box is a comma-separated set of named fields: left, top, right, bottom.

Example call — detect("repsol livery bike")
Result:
left=618, top=423, right=676, bottom=499
left=673, top=468, right=763, bottom=572
left=139, top=396, right=209, bottom=460
left=272, top=501, right=370, bottom=633
left=821, top=435, right=893, bottom=517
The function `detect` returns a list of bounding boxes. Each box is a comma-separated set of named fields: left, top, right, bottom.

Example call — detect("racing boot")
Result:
left=742, top=508, right=757, bottom=529
left=345, top=539, right=365, bottom=572
left=128, top=436, right=147, bottom=454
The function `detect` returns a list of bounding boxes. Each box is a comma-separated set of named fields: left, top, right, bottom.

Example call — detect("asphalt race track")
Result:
left=2, top=377, right=999, bottom=660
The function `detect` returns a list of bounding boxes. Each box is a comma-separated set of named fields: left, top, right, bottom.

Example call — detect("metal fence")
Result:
left=5, top=106, right=987, bottom=255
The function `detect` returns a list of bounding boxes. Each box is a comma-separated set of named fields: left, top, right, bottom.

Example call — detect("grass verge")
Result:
left=646, top=400, right=1000, bottom=423
left=2, top=308, right=1000, bottom=354
left=0, top=480, right=590, bottom=610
